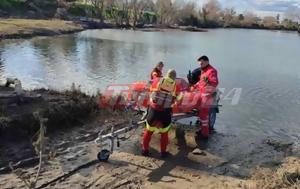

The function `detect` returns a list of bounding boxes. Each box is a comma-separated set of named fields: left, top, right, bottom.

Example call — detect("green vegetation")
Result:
left=68, top=3, right=96, bottom=17
left=0, top=0, right=27, bottom=16
left=0, top=0, right=58, bottom=18
left=0, top=0, right=23, bottom=10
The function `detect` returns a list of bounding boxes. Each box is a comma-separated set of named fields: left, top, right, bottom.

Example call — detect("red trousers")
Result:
left=142, top=130, right=169, bottom=153
left=198, top=95, right=213, bottom=137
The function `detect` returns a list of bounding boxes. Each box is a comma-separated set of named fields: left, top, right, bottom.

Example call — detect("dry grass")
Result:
left=9, top=114, right=48, bottom=189
left=246, top=157, right=300, bottom=189
left=0, top=19, right=83, bottom=38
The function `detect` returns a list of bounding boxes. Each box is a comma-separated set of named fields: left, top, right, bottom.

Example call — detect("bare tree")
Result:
left=122, top=0, right=130, bottom=26
left=203, top=0, right=221, bottom=21
left=156, top=0, right=175, bottom=25
left=242, top=11, right=258, bottom=27
left=179, top=2, right=197, bottom=18
left=131, top=0, right=146, bottom=28
left=285, top=6, right=300, bottom=22
left=263, top=16, right=278, bottom=28
left=222, top=8, right=236, bottom=27
left=199, top=7, right=208, bottom=25
left=142, top=0, right=155, bottom=12
left=276, top=14, right=280, bottom=24
left=282, top=18, right=299, bottom=30
left=110, top=0, right=130, bottom=26
left=89, top=0, right=105, bottom=23
left=199, top=0, right=221, bottom=26
left=175, top=1, right=197, bottom=26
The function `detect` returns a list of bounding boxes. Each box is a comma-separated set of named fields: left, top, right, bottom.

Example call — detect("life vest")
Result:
left=150, top=77, right=176, bottom=110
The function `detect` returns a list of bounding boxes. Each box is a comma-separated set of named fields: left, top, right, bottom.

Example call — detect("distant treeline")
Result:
left=1, top=0, right=300, bottom=31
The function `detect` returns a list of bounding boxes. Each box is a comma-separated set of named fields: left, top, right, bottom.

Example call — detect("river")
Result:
left=0, top=29, right=300, bottom=171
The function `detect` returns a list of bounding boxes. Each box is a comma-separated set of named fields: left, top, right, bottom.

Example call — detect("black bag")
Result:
left=187, top=68, right=201, bottom=85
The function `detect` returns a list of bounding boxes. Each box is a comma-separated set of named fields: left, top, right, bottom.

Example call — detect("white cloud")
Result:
left=196, top=0, right=300, bottom=14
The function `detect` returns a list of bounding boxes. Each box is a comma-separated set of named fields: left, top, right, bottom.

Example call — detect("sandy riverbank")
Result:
left=0, top=121, right=299, bottom=189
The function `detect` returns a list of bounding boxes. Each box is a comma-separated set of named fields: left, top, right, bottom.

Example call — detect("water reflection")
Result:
left=0, top=29, right=299, bottom=94
left=0, top=29, right=300, bottom=160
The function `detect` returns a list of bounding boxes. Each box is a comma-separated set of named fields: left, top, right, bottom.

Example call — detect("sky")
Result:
left=196, top=0, right=300, bottom=17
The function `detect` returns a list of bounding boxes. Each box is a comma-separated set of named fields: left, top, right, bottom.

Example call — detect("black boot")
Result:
left=195, top=131, right=208, bottom=141
left=142, top=150, right=150, bottom=157
left=160, top=151, right=172, bottom=158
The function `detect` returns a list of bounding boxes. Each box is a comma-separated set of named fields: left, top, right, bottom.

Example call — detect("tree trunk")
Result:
left=100, top=0, right=104, bottom=24
left=133, top=3, right=137, bottom=29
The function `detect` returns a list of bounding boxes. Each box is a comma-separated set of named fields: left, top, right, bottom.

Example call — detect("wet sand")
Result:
left=0, top=113, right=299, bottom=189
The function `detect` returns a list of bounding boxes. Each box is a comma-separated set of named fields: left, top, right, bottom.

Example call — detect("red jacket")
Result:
left=195, top=65, right=218, bottom=95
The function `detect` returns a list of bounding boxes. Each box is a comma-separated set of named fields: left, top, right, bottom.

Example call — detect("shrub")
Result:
left=68, top=3, right=96, bottom=17
left=0, top=0, right=24, bottom=11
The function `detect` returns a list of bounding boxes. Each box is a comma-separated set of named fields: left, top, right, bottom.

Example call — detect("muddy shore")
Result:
left=0, top=84, right=299, bottom=188
left=0, top=85, right=97, bottom=135
left=0, top=117, right=299, bottom=189
left=0, top=85, right=98, bottom=168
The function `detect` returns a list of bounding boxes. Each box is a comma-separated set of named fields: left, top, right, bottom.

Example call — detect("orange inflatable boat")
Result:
left=99, top=78, right=213, bottom=114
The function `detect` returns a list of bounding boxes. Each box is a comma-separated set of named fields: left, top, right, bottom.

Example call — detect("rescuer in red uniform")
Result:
left=192, top=56, right=219, bottom=139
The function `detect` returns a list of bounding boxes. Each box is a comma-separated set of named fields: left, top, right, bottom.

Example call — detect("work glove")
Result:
left=203, top=76, right=209, bottom=83
left=176, top=92, right=184, bottom=101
